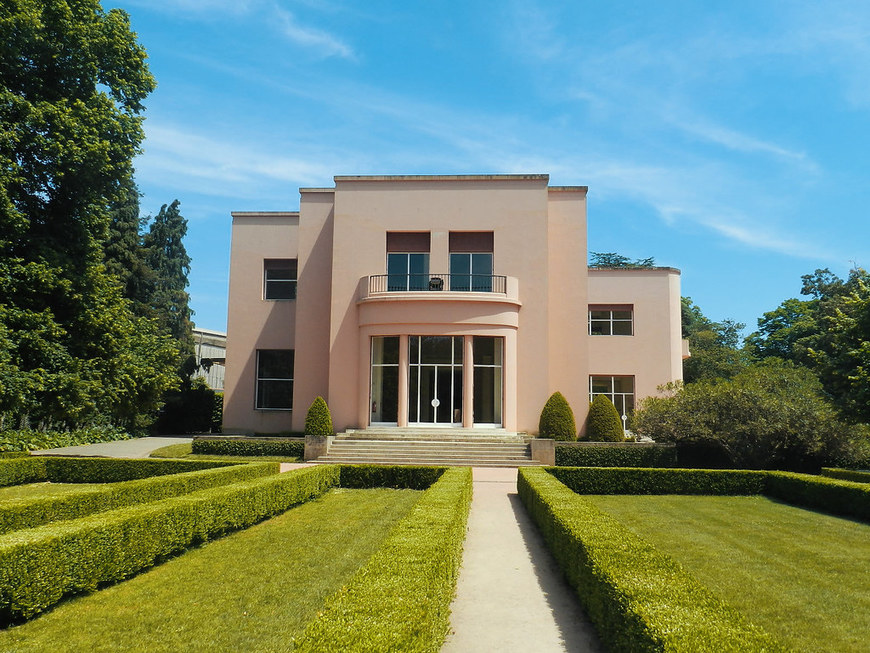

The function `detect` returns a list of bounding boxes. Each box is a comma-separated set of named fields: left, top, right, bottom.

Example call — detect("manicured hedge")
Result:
left=549, top=466, right=768, bottom=496
left=41, top=457, right=235, bottom=483
left=555, top=443, right=677, bottom=468
left=765, top=471, right=870, bottom=522
left=0, top=465, right=340, bottom=624
left=292, top=467, right=473, bottom=653
left=821, top=467, right=870, bottom=483
left=0, top=427, right=130, bottom=453
left=518, top=467, right=785, bottom=652
left=0, top=462, right=279, bottom=535
left=0, top=458, right=46, bottom=488
left=338, top=464, right=445, bottom=490
left=192, top=437, right=304, bottom=458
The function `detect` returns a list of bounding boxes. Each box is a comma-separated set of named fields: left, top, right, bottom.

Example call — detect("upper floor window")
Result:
left=387, top=232, right=430, bottom=291
left=450, top=231, right=493, bottom=292
left=589, top=305, right=633, bottom=336
left=590, top=375, right=635, bottom=416
left=256, top=349, right=294, bottom=410
left=264, top=259, right=297, bottom=300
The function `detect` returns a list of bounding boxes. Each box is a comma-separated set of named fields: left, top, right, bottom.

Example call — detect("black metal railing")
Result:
left=368, top=274, right=507, bottom=294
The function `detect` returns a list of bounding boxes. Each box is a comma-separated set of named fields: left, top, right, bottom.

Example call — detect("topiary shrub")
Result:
left=538, top=392, right=577, bottom=441
left=586, top=395, right=626, bottom=442
left=305, top=397, right=334, bottom=436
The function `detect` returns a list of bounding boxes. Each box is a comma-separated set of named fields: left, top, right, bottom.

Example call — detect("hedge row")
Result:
left=555, top=443, right=677, bottom=468
left=192, top=437, right=304, bottom=458
left=821, top=467, right=870, bottom=484
left=0, top=465, right=340, bottom=624
left=338, top=464, right=445, bottom=490
left=292, top=467, right=473, bottom=653
left=0, top=458, right=46, bottom=488
left=548, top=466, right=870, bottom=522
left=0, top=427, right=130, bottom=453
left=518, top=467, right=785, bottom=652
left=0, top=462, right=280, bottom=535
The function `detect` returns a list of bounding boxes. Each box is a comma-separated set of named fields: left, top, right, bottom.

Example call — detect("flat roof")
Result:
left=588, top=266, right=681, bottom=274
left=231, top=211, right=299, bottom=218
left=333, top=174, right=550, bottom=182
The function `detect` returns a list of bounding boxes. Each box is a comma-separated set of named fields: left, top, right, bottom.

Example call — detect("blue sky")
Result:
left=117, top=0, right=870, bottom=335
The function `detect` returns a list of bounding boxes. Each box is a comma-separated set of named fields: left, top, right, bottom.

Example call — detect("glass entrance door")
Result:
left=409, top=336, right=463, bottom=425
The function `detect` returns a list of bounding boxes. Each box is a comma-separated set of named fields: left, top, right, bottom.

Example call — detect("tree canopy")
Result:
left=589, top=252, right=656, bottom=268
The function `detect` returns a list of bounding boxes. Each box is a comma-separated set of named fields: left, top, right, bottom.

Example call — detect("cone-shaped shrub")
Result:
left=305, top=397, right=334, bottom=436
left=587, top=394, right=626, bottom=441
left=538, top=392, right=577, bottom=441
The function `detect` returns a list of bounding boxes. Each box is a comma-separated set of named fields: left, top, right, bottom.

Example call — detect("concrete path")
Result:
left=442, top=467, right=602, bottom=653
left=30, top=436, right=192, bottom=458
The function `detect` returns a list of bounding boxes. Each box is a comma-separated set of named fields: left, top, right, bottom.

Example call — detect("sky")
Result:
left=115, top=0, right=870, bottom=335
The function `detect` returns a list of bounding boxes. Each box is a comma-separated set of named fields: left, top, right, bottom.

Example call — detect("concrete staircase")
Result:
left=312, top=428, right=541, bottom=467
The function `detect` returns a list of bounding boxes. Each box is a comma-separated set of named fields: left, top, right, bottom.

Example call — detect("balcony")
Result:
left=368, top=273, right=508, bottom=294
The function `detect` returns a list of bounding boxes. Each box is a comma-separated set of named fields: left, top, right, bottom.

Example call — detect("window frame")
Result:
left=589, top=375, right=635, bottom=417
left=588, top=305, right=633, bottom=336
left=263, top=259, right=297, bottom=301
left=255, top=349, right=294, bottom=410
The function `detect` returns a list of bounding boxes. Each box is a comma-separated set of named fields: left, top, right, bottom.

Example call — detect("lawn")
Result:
left=0, top=487, right=420, bottom=652
left=149, top=442, right=297, bottom=463
left=586, top=494, right=870, bottom=653
left=0, top=482, right=106, bottom=501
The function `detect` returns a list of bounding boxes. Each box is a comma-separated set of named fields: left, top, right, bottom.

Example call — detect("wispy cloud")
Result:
left=272, top=6, right=355, bottom=60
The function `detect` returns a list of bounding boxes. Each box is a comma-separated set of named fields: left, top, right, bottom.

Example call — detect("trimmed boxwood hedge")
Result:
left=0, top=462, right=279, bottom=535
left=518, top=467, right=786, bottom=652
left=192, top=437, right=304, bottom=458
left=821, top=467, right=870, bottom=483
left=0, top=458, right=46, bottom=488
left=0, top=465, right=340, bottom=624
left=338, top=464, right=445, bottom=490
left=41, top=457, right=236, bottom=483
left=555, top=443, right=677, bottom=468
left=764, top=471, right=870, bottom=522
left=292, top=467, right=473, bottom=653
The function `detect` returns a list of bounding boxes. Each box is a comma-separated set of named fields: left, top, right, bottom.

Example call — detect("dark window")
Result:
left=264, top=259, right=297, bottom=300
left=589, top=305, right=633, bottom=336
left=256, top=350, right=294, bottom=409
left=589, top=375, right=635, bottom=416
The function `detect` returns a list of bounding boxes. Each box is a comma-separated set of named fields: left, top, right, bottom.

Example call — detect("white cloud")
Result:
left=273, top=7, right=355, bottom=60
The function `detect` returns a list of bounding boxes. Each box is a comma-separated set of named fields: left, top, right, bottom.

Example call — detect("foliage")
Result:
left=0, top=461, right=277, bottom=535
left=555, top=443, right=677, bottom=467
left=292, top=467, right=472, bottom=653
left=0, top=465, right=339, bottom=624
left=338, top=464, right=445, bottom=490
left=212, top=391, right=223, bottom=433
left=632, top=359, right=854, bottom=471
left=588, top=252, right=656, bottom=268
left=192, top=437, right=304, bottom=458
left=537, top=391, right=577, bottom=441
left=40, top=456, right=235, bottom=483
left=0, top=425, right=130, bottom=452
left=549, top=466, right=767, bottom=496
left=153, top=377, right=216, bottom=434
left=680, top=297, right=748, bottom=383
left=304, top=396, right=333, bottom=436
left=821, top=467, right=870, bottom=483
left=0, top=458, right=45, bottom=488
left=517, top=468, right=786, bottom=652
left=585, top=394, right=625, bottom=441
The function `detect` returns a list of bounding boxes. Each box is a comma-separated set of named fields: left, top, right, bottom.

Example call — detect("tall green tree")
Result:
left=681, top=297, right=747, bottom=383
left=589, top=252, right=656, bottom=268
left=0, top=1, right=180, bottom=431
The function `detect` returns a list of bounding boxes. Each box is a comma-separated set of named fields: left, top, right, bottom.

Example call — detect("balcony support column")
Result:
left=397, top=334, right=409, bottom=427
left=463, top=335, right=474, bottom=428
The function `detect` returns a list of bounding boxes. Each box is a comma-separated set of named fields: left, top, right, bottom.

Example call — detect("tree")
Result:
left=538, top=391, right=577, bottom=441
left=0, top=1, right=178, bottom=432
left=585, top=394, right=625, bottom=441
left=589, top=252, right=656, bottom=268
left=305, top=397, right=334, bottom=436
left=104, top=175, right=153, bottom=311
left=681, top=297, right=748, bottom=383
left=632, top=360, right=856, bottom=471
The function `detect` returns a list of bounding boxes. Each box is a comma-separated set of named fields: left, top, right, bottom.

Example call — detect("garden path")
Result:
left=442, top=467, right=602, bottom=652
left=30, top=436, right=192, bottom=458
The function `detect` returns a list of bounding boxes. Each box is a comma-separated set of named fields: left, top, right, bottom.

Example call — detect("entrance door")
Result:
left=409, top=336, right=463, bottom=425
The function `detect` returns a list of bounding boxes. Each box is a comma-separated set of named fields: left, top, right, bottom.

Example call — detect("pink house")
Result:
left=222, top=174, right=685, bottom=436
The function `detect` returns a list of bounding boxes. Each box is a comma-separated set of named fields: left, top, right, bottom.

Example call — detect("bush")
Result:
left=192, top=437, right=304, bottom=458
left=292, top=467, right=472, bottom=652
left=0, top=462, right=279, bottom=535
left=153, top=379, right=217, bottom=434
left=517, top=468, right=784, bottom=652
left=0, top=465, right=340, bottom=624
left=549, top=466, right=767, bottom=496
left=555, top=443, right=676, bottom=467
left=585, top=395, right=626, bottom=441
left=0, top=426, right=131, bottom=453
left=304, top=397, right=333, bottom=436
left=0, top=458, right=46, bottom=488
left=42, top=457, right=234, bottom=483
left=212, top=392, right=223, bottom=433
left=338, top=465, right=444, bottom=490
left=821, top=467, right=870, bottom=483
left=764, top=471, right=870, bottom=522
left=537, top=392, right=576, bottom=441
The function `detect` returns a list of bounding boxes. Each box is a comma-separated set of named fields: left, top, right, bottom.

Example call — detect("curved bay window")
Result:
left=473, top=336, right=503, bottom=425
left=370, top=336, right=399, bottom=424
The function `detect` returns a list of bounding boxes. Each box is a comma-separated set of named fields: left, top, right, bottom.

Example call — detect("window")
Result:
left=370, top=336, right=399, bottom=423
left=386, top=232, right=430, bottom=291
left=256, top=350, right=294, bottom=410
left=590, top=375, right=635, bottom=417
left=264, top=259, right=297, bottom=300
left=450, top=232, right=493, bottom=291
left=588, top=305, right=633, bottom=336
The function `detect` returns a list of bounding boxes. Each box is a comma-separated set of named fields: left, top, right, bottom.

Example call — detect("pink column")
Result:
left=398, top=334, right=409, bottom=427
left=463, top=335, right=474, bottom=428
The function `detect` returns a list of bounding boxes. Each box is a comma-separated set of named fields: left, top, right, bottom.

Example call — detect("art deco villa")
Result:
left=223, top=174, right=686, bottom=441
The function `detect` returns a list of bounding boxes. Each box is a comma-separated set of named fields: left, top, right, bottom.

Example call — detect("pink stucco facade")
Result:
left=223, top=174, right=685, bottom=435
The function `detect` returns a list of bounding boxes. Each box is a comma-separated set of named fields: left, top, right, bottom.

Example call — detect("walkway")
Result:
left=30, top=436, right=192, bottom=458
left=442, top=468, right=602, bottom=652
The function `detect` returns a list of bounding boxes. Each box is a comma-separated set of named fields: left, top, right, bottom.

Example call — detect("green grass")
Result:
left=587, top=494, right=870, bottom=652
left=149, top=442, right=298, bottom=463
left=0, top=487, right=420, bottom=652
left=0, top=482, right=106, bottom=501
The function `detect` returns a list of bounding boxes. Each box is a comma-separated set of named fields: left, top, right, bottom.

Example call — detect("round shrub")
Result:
left=538, top=392, right=577, bottom=441
left=586, top=394, right=626, bottom=441
left=305, top=396, right=334, bottom=436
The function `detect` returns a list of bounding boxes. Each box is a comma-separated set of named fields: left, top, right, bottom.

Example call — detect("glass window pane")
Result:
left=257, top=380, right=293, bottom=409
left=590, top=377, right=611, bottom=394
left=473, top=336, right=495, bottom=365
left=258, top=350, right=293, bottom=379
left=450, top=253, right=470, bottom=275
left=589, top=311, right=610, bottom=320
left=421, top=336, right=453, bottom=364
left=612, top=310, right=632, bottom=320
left=589, top=320, right=609, bottom=336
left=613, top=376, right=634, bottom=393
left=471, top=253, right=492, bottom=275
left=612, top=321, right=632, bottom=335
left=453, top=336, right=463, bottom=364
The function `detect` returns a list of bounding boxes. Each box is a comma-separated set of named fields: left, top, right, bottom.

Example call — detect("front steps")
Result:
left=312, top=428, right=541, bottom=467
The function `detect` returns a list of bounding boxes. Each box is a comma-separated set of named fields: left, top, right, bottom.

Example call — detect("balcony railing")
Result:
left=369, top=273, right=507, bottom=294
